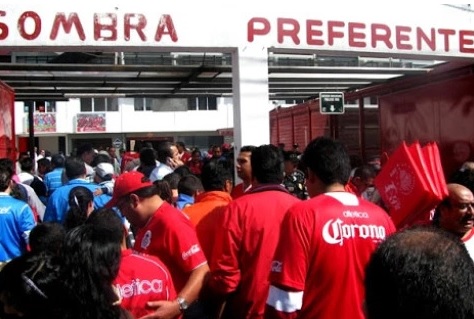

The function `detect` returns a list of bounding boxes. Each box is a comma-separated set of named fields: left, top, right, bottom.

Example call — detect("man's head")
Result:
left=434, top=183, right=474, bottom=237
left=177, top=174, right=204, bottom=198
left=201, top=159, right=233, bottom=193
left=0, top=165, right=13, bottom=192
left=107, top=147, right=116, bottom=159
left=251, top=144, right=285, bottom=185
left=65, top=157, right=86, bottom=180
left=212, top=145, right=222, bottom=158
left=36, top=158, right=51, bottom=176
left=283, top=151, right=300, bottom=176
left=77, top=143, right=95, bottom=165
left=106, top=171, right=160, bottom=228
left=86, top=208, right=125, bottom=247
left=29, top=222, right=66, bottom=254
left=365, top=226, right=474, bottom=319
left=51, top=154, right=65, bottom=169
left=19, top=157, right=34, bottom=174
left=94, top=163, right=114, bottom=184
left=236, top=145, right=256, bottom=182
left=351, top=165, right=377, bottom=195
left=176, top=141, right=186, bottom=154
left=301, top=137, right=351, bottom=197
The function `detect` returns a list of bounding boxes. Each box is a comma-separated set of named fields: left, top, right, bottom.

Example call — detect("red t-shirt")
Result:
left=230, top=182, right=252, bottom=199
left=133, top=202, right=207, bottom=292
left=114, top=249, right=177, bottom=318
left=267, top=192, right=396, bottom=319
left=209, top=185, right=300, bottom=319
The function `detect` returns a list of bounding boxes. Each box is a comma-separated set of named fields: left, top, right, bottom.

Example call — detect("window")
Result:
left=80, top=98, right=119, bottom=112
left=187, top=97, right=218, bottom=111
left=134, top=98, right=153, bottom=111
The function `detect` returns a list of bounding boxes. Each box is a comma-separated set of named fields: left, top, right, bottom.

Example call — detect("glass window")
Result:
left=198, top=97, right=207, bottom=110
left=208, top=97, right=217, bottom=110
left=145, top=98, right=153, bottom=111
left=107, top=98, right=119, bottom=111
left=187, top=97, right=197, bottom=110
left=134, top=98, right=144, bottom=111
left=46, top=101, right=56, bottom=112
left=94, top=98, right=106, bottom=112
left=80, top=98, right=92, bottom=112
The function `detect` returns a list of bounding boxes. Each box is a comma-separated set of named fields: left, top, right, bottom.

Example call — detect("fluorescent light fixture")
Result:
left=64, top=93, right=126, bottom=98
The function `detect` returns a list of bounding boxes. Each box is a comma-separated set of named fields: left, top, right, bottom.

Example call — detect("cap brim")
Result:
left=105, top=196, right=119, bottom=209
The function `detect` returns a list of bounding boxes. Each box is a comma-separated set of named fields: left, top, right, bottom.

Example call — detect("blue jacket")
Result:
left=0, top=193, right=36, bottom=262
left=43, top=179, right=108, bottom=223
left=176, top=193, right=195, bottom=210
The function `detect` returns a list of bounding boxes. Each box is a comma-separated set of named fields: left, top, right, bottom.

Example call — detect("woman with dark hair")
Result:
left=0, top=251, right=62, bottom=319
left=60, top=224, right=132, bottom=319
left=64, top=186, right=94, bottom=231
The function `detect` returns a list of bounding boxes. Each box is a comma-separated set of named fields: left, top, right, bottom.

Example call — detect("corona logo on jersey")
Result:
left=322, top=218, right=386, bottom=246
left=182, top=244, right=200, bottom=261
left=115, top=279, right=163, bottom=299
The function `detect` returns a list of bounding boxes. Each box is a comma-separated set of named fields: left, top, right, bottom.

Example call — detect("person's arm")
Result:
left=140, top=263, right=210, bottom=319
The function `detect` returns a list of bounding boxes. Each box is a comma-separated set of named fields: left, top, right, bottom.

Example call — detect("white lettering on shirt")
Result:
left=141, top=230, right=152, bottom=250
left=322, top=218, right=386, bottom=246
left=0, top=206, right=12, bottom=214
left=115, top=279, right=163, bottom=298
left=182, top=244, right=200, bottom=260
left=342, top=210, right=369, bottom=218
left=271, top=260, right=282, bottom=273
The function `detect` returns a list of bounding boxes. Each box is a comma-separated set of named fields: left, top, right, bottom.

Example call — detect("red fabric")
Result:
left=183, top=191, right=232, bottom=260
left=209, top=185, right=300, bottom=319
left=268, top=192, right=396, bottom=319
left=180, top=151, right=191, bottom=163
left=120, top=151, right=139, bottom=173
left=187, top=160, right=203, bottom=176
left=114, top=249, right=177, bottom=318
left=106, top=171, right=153, bottom=208
left=133, top=202, right=207, bottom=292
left=374, top=141, right=443, bottom=228
left=230, top=182, right=252, bottom=199
left=345, top=180, right=358, bottom=195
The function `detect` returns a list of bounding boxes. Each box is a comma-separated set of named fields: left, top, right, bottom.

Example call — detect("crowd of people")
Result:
left=0, top=137, right=473, bottom=319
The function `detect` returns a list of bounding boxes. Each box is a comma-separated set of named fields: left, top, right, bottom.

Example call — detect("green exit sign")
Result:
left=319, top=92, right=345, bottom=114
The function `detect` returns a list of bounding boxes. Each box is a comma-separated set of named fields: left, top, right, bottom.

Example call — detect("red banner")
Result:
left=76, top=113, right=106, bottom=133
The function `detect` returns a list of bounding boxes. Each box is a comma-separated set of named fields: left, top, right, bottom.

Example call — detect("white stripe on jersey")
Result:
left=266, top=285, right=303, bottom=313
left=326, top=192, right=359, bottom=206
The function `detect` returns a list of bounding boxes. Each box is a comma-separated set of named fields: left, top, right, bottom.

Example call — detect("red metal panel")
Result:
left=379, top=73, right=474, bottom=179
left=0, top=82, right=16, bottom=161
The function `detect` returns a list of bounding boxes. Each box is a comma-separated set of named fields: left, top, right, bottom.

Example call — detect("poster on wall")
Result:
left=25, top=113, right=57, bottom=133
left=76, top=113, right=106, bottom=132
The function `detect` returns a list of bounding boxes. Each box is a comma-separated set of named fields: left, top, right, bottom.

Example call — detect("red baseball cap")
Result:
left=105, top=171, right=153, bottom=208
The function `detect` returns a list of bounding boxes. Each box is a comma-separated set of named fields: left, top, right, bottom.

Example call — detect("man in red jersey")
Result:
left=207, top=144, right=300, bottom=319
left=106, top=171, right=209, bottom=319
left=265, top=137, right=396, bottom=319
left=230, top=145, right=256, bottom=199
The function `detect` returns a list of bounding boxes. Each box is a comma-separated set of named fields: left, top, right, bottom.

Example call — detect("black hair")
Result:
left=130, top=185, right=159, bottom=199
left=64, top=186, right=94, bottom=231
left=153, top=180, right=173, bottom=204
left=251, top=144, right=285, bottom=184
left=174, top=165, right=192, bottom=178
left=0, top=251, right=62, bottom=319
left=301, top=136, right=351, bottom=186
left=178, top=174, right=204, bottom=196
left=283, top=150, right=300, bottom=165
left=365, top=226, right=474, bottom=319
left=51, top=154, right=65, bottom=168
left=76, top=143, right=94, bottom=157
left=0, top=158, right=14, bottom=175
left=163, top=172, right=181, bottom=189
left=201, top=159, right=233, bottom=192
left=20, top=156, right=34, bottom=172
left=92, top=154, right=111, bottom=167
left=176, top=141, right=186, bottom=148
left=0, top=164, right=12, bottom=192
left=60, top=224, right=125, bottom=319
left=86, top=208, right=124, bottom=245
left=240, top=145, right=256, bottom=153
left=29, top=222, right=66, bottom=254
left=64, top=157, right=86, bottom=180
left=449, top=169, right=474, bottom=194
left=139, top=147, right=156, bottom=166
left=37, top=157, right=51, bottom=169
left=353, top=164, right=377, bottom=180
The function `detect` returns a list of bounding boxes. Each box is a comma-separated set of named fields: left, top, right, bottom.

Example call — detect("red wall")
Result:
left=379, top=73, right=474, bottom=179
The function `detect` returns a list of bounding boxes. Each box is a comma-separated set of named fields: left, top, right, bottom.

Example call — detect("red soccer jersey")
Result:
left=267, top=192, right=396, bottom=319
left=114, top=249, right=177, bottom=318
left=133, top=202, right=208, bottom=292
left=209, top=185, right=300, bottom=319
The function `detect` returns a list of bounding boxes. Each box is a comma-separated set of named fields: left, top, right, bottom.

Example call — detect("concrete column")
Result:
left=232, top=46, right=270, bottom=150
